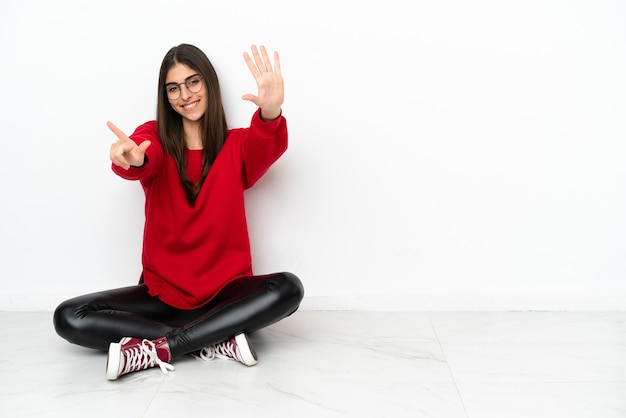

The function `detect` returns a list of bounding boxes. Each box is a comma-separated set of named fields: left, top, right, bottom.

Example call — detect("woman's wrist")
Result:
left=260, top=108, right=281, bottom=121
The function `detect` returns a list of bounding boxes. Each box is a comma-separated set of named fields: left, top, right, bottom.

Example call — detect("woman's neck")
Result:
left=183, top=120, right=203, bottom=150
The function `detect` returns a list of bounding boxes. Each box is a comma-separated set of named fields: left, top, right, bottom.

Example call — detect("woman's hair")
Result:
left=157, top=44, right=228, bottom=206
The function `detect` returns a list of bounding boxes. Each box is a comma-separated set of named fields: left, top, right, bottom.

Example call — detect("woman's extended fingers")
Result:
left=272, top=50, right=281, bottom=75
left=250, top=45, right=265, bottom=73
left=107, top=121, right=151, bottom=169
left=244, top=45, right=280, bottom=78
left=107, top=121, right=133, bottom=169
left=107, top=121, right=129, bottom=142
left=243, top=47, right=261, bottom=78
left=253, top=45, right=270, bottom=73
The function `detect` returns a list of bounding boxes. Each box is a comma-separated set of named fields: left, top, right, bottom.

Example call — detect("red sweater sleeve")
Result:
left=241, top=109, right=288, bottom=189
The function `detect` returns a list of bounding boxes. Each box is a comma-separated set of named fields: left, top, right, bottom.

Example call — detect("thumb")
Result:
left=241, top=93, right=258, bottom=104
left=138, top=140, right=151, bottom=153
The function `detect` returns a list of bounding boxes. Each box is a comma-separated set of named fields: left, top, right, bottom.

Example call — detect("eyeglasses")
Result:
left=165, top=74, right=203, bottom=99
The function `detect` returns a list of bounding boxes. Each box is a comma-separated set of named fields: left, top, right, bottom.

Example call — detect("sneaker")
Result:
left=106, top=337, right=175, bottom=380
left=195, top=333, right=258, bottom=366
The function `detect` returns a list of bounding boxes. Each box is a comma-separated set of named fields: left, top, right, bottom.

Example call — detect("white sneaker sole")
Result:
left=235, top=334, right=258, bottom=366
left=106, top=339, right=126, bottom=380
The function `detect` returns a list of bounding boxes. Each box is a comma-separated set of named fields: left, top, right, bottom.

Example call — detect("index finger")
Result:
left=107, top=121, right=130, bottom=142
left=243, top=50, right=261, bottom=79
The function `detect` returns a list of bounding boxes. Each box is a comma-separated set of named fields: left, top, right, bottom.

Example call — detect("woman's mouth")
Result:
left=182, top=100, right=200, bottom=111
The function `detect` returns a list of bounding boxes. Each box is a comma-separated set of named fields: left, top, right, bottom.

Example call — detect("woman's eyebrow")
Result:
left=165, top=73, right=201, bottom=85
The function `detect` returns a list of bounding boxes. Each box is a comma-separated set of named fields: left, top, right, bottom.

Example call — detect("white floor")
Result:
left=1, top=310, right=625, bottom=418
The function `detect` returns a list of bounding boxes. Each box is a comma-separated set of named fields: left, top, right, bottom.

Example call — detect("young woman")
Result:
left=53, top=44, right=304, bottom=380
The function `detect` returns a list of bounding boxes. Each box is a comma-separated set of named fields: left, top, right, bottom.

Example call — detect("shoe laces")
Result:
left=198, top=339, right=240, bottom=362
left=122, top=339, right=175, bottom=376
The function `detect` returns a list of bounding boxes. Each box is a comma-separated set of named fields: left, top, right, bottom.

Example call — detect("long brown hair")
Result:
left=157, top=44, right=228, bottom=206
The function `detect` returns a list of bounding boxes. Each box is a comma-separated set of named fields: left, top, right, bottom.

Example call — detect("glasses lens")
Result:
left=167, top=85, right=180, bottom=99
left=187, top=77, right=202, bottom=93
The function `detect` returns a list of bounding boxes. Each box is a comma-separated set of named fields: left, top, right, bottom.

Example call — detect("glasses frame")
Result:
left=165, top=74, right=203, bottom=100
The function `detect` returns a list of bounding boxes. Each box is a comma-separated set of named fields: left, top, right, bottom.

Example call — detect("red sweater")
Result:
left=112, top=109, right=288, bottom=309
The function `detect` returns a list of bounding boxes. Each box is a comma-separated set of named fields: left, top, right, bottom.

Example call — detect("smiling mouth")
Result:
left=182, top=101, right=199, bottom=111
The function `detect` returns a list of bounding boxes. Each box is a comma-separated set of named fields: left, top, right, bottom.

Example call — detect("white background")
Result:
left=1, top=0, right=625, bottom=311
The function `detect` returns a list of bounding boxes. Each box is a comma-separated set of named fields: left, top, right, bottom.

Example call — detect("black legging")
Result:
left=53, top=272, right=304, bottom=358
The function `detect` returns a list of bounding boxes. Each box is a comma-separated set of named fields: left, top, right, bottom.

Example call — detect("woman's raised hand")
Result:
left=107, top=121, right=151, bottom=170
left=242, top=45, right=284, bottom=121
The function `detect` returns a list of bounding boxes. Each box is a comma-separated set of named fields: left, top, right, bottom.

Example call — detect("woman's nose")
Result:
left=180, top=85, right=192, bottom=100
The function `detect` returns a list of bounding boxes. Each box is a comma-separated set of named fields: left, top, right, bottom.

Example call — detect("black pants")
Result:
left=53, top=272, right=304, bottom=358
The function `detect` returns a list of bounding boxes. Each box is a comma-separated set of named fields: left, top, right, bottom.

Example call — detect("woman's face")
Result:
left=165, top=63, right=207, bottom=124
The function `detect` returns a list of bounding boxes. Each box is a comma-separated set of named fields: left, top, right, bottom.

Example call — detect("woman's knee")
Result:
left=264, top=272, right=304, bottom=315
left=53, top=298, right=87, bottom=343
left=279, top=272, right=304, bottom=303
